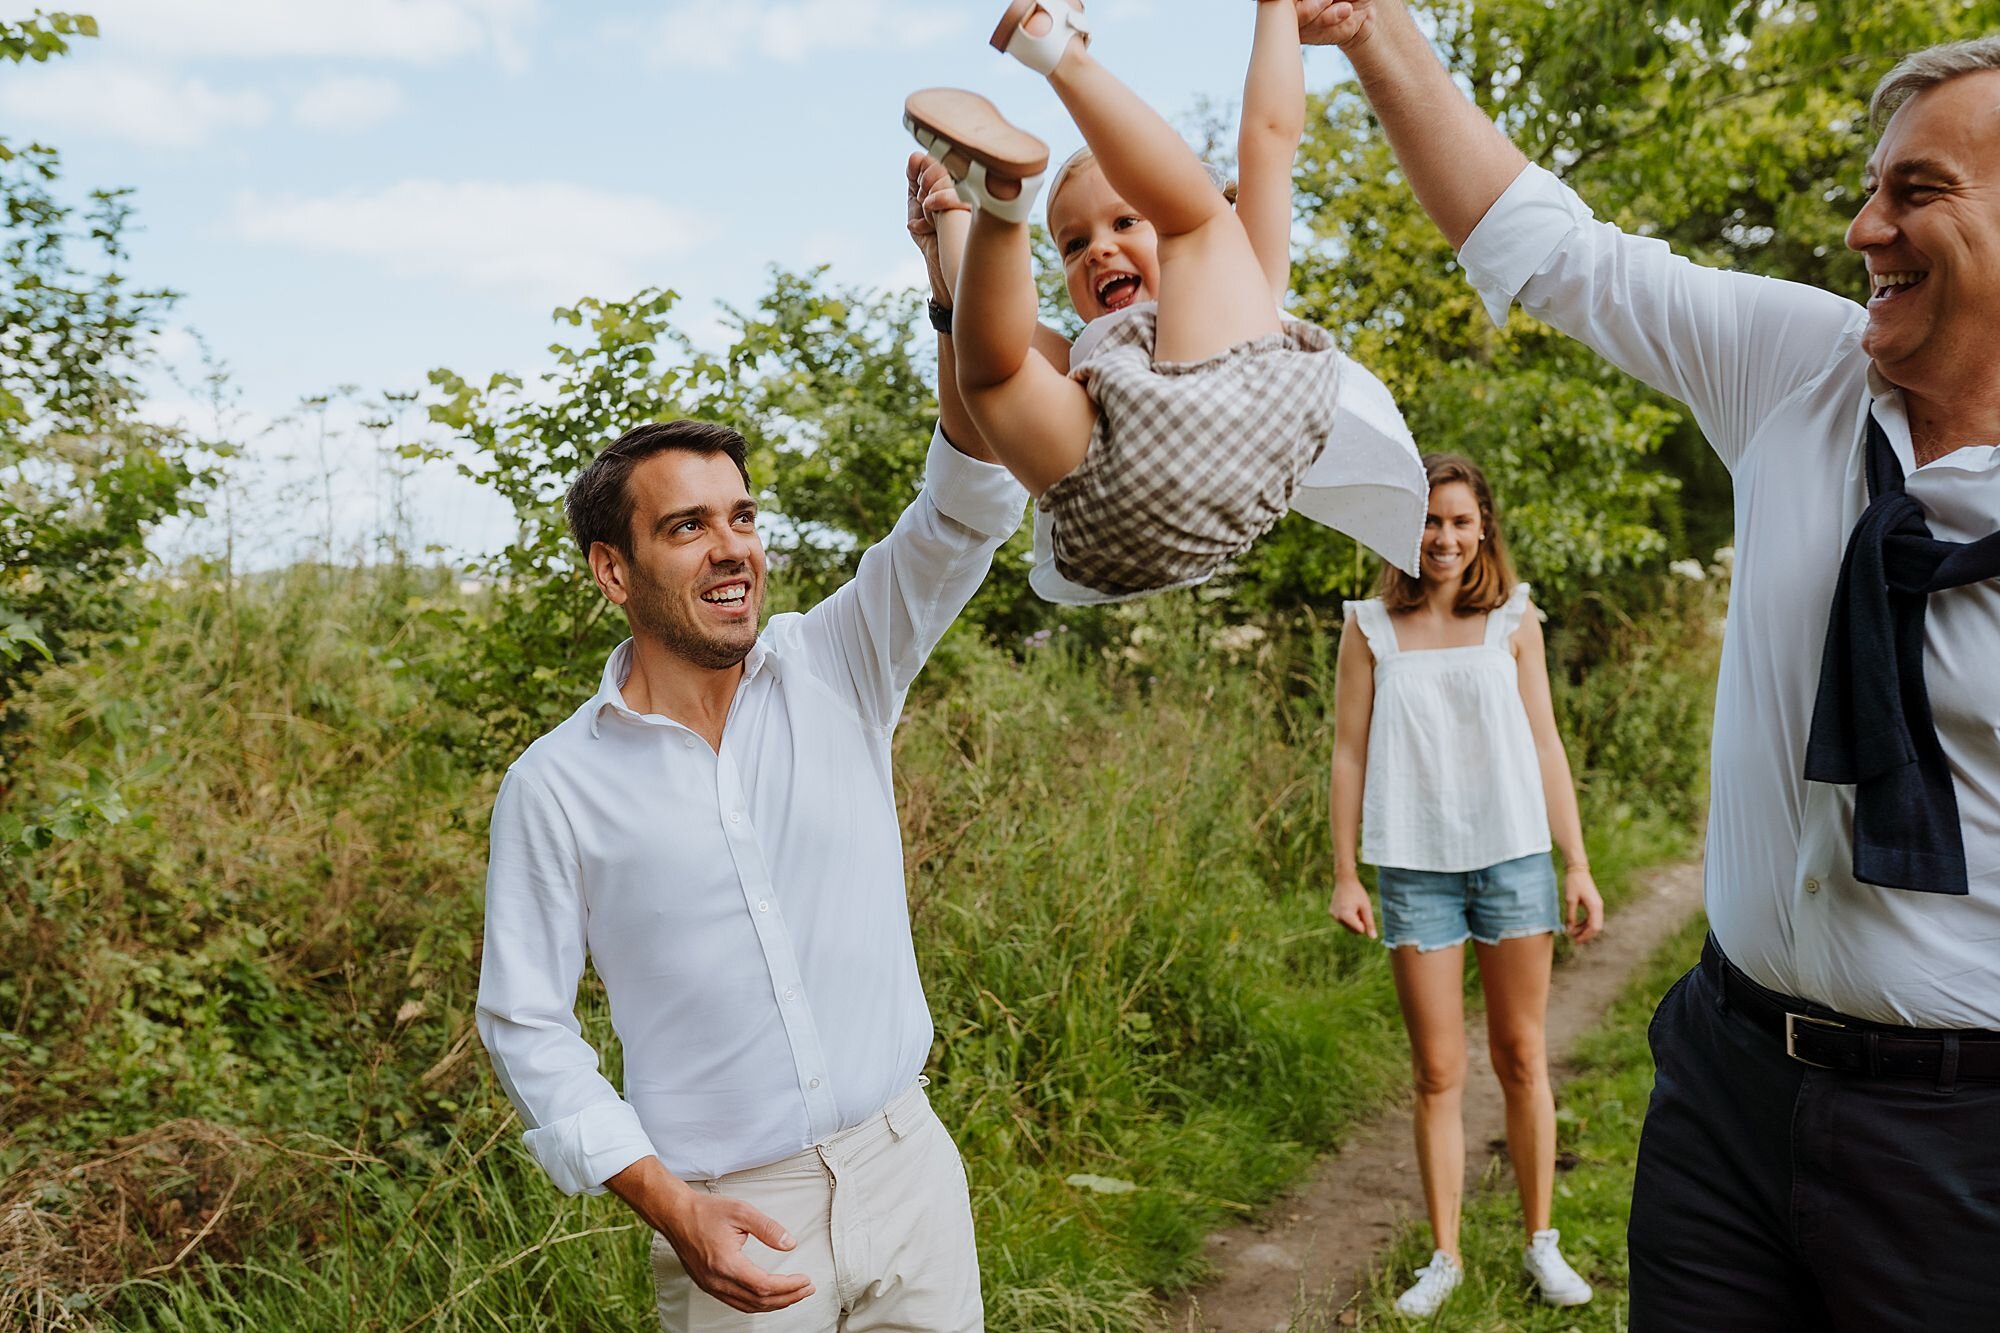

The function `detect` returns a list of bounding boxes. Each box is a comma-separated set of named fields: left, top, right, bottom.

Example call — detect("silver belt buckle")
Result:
left=1785, top=1011, right=1847, bottom=1068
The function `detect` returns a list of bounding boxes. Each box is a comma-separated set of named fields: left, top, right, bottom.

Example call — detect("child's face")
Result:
left=1048, top=164, right=1160, bottom=323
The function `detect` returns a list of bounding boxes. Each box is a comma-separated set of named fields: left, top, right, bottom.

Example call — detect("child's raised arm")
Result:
left=1238, top=0, right=1306, bottom=306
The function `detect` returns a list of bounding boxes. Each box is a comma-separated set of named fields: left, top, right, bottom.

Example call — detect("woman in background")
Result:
left=1327, top=452, right=1604, bottom=1317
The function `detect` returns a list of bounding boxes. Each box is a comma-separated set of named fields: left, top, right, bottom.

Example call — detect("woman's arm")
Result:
left=1328, top=609, right=1378, bottom=938
left=1511, top=609, right=1604, bottom=943
left=1238, top=0, right=1306, bottom=305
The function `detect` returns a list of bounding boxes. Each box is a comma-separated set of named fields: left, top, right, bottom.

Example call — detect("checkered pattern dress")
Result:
left=1041, top=304, right=1345, bottom=598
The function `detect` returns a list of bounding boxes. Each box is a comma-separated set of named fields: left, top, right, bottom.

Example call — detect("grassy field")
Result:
left=0, top=568, right=1717, bottom=1331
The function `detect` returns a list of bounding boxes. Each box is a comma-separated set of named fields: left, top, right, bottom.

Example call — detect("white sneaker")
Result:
left=1523, top=1228, right=1593, bottom=1306
left=1393, top=1249, right=1462, bottom=1317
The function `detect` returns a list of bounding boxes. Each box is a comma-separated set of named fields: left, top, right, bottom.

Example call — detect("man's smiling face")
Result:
left=1846, top=69, right=2000, bottom=394
left=601, top=449, right=766, bottom=671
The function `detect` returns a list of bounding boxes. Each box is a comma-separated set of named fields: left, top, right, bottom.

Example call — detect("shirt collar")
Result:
left=1864, top=367, right=1921, bottom=477
left=587, top=634, right=780, bottom=738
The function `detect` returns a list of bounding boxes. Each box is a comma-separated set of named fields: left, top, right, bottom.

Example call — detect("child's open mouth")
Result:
left=1096, top=273, right=1142, bottom=311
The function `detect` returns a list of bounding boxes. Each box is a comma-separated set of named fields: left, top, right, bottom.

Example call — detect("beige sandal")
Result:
left=903, top=88, right=1049, bottom=225
left=989, top=0, right=1089, bottom=76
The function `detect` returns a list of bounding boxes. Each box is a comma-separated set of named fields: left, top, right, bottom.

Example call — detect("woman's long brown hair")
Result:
left=1376, top=453, right=1518, bottom=616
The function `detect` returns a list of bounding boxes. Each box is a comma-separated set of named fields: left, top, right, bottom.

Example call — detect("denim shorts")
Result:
left=1376, top=851, right=1560, bottom=952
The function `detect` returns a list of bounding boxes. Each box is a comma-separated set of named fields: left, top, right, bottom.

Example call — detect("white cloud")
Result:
left=232, top=180, right=714, bottom=308
left=294, top=75, right=407, bottom=131
left=79, top=0, right=539, bottom=71
left=650, top=0, right=966, bottom=69
left=0, top=63, right=269, bottom=148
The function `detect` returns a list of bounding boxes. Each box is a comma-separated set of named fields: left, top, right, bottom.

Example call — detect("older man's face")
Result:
left=1847, top=69, right=2000, bottom=393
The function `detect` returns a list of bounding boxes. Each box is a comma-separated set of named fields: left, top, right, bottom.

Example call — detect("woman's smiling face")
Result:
left=1420, top=480, right=1484, bottom=586
left=1047, top=161, right=1160, bottom=323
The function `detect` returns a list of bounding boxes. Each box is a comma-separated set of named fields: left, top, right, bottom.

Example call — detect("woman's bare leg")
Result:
left=1475, top=932, right=1558, bottom=1237
left=1390, top=942, right=1470, bottom=1261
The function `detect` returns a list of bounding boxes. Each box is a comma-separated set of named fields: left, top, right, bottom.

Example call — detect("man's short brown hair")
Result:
left=564, top=420, right=752, bottom=559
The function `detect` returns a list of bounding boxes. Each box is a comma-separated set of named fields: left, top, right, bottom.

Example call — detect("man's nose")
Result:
left=1846, top=193, right=1894, bottom=253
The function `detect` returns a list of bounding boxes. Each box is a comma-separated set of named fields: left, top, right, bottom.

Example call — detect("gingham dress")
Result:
left=1040, top=302, right=1370, bottom=599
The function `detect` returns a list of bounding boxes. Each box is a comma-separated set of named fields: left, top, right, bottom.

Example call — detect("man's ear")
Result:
left=589, top=541, right=632, bottom=607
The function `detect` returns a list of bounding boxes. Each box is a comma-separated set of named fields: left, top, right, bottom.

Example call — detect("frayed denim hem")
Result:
left=1381, top=932, right=1472, bottom=953
left=1471, top=925, right=1558, bottom=946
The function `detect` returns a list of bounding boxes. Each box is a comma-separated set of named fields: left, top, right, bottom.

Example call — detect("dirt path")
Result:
left=1161, top=859, right=1705, bottom=1332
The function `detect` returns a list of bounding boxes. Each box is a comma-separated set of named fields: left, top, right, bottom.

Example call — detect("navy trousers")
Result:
left=1629, top=938, right=2000, bottom=1331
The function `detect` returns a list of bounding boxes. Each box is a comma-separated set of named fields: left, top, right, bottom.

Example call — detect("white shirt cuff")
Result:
left=521, top=1099, right=658, bottom=1196
left=1456, top=163, right=1595, bottom=329
left=924, top=424, right=1030, bottom=539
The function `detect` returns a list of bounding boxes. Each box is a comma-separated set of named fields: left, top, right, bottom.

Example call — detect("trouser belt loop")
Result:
left=1939, top=1033, right=1961, bottom=1094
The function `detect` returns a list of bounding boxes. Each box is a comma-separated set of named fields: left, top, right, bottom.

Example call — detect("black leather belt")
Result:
left=1702, top=936, right=2000, bottom=1082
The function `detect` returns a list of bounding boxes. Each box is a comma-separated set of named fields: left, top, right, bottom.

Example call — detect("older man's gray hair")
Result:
left=1871, top=35, right=2000, bottom=130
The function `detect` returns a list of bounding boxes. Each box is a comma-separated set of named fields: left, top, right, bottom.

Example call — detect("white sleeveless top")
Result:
left=1344, top=583, right=1551, bottom=872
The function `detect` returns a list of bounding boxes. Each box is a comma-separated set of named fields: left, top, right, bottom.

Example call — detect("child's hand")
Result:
left=1295, top=0, right=1373, bottom=48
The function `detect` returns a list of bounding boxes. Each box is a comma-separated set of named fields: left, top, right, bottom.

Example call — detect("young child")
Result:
left=905, top=0, right=1426, bottom=603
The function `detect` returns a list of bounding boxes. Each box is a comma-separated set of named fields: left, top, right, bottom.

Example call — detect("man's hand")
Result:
left=1295, top=0, right=1375, bottom=49
left=606, top=1156, right=814, bottom=1314
left=907, top=151, right=973, bottom=308
left=658, top=1186, right=815, bottom=1314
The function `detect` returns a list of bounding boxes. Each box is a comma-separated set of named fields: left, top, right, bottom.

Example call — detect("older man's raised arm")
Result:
left=1297, top=0, right=1861, bottom=471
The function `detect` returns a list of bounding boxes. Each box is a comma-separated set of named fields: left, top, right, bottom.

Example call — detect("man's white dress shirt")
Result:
left=476, top=429, right=1027, bottom=1191
left=1460, top=164, right=2000, bottom=1028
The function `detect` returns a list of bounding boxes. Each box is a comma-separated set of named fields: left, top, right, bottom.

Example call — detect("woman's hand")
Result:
left=1329, top=876, right=1377, bottom=939
left=1563, top=864, right=1604, bottom=944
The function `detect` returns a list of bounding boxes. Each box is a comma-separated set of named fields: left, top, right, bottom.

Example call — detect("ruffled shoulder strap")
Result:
left=1342, top=598, right=1398, bottom=658
left=1484, top=582, right=1535, bottom=647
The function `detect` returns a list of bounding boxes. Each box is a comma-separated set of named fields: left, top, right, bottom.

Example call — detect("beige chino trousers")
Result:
left=651, top=1081, right=982, bottom=1332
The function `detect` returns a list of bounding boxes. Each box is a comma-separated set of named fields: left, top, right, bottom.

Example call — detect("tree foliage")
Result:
left=1, top=63, right=207, bottom=772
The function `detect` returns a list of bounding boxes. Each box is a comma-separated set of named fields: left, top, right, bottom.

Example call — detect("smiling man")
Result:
left=474, top=410, right=1023, bottom=1331
left=1298, top=5, right=2000, bottom=1328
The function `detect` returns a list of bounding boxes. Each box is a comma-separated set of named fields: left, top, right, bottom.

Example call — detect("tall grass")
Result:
left=0, top=569, right=1719, bottom=1331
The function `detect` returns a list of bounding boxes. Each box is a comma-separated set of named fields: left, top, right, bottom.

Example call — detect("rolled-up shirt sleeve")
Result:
left=790, top=424, right=1029, bottom=729
left=476, top=767, right=657, bottom=1195
left=1458, top=163, right=1864, bottom=472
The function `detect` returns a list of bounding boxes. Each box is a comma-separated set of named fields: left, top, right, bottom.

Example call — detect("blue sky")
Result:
left=4, top=0, right=1361, bottom=563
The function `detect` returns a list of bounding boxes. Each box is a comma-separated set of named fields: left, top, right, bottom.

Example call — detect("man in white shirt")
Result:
left=475, top=312, right=1026, bottom=1323
left=1299, top=3, right=2000, bottom=1327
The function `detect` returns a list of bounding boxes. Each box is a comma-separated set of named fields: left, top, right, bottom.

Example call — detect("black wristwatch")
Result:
left=927, top=299, right=953, bottom=335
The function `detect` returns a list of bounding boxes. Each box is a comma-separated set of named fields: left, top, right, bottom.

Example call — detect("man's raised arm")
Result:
left=1295, top=0, right=1525, bottom=248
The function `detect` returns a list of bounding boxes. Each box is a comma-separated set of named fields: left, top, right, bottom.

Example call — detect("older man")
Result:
left=1298, top=2, right=2000, bottom=1326
left=474, top=242, right=1025, bottom=1325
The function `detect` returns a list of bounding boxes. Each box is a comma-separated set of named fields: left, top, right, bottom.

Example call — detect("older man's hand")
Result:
left=1295, top=0, right=1375, bottom=48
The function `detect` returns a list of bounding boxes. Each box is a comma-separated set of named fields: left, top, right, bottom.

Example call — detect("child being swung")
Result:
left=907, top=0, right=1426, bottom=603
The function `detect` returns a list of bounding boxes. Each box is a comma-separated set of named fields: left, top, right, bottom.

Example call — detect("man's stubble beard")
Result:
left=626, top=563, right=760, bottom=671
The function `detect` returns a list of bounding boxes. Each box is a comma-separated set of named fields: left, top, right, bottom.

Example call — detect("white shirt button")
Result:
left=783, top=987, right=796, bottom=1001
left=1804, top=878, right=1821, bottom=894
left=757, top=899, right=769, bottom=912
left=809, top=1077, right=821, bottom=1089
left=682, top=735, right=696, bottom=748
left=729, top=812, right=742, bottom=825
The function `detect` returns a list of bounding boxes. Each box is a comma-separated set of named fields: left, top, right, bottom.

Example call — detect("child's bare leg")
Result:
left=953, top=207, right=1096, bottom=496
left=1035, top=10, right=1278, bottom=361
